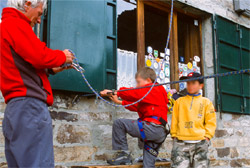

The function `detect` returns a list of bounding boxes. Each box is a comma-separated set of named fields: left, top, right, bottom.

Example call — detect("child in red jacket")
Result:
left=101, top=67, right=169, bottom=168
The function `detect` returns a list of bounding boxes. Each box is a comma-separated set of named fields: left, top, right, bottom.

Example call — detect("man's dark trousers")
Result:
left=2, top=97, right=54, bottom=167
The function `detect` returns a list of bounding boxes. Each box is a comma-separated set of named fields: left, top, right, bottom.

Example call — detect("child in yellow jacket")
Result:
left=171, top=72, right=216, bottom=168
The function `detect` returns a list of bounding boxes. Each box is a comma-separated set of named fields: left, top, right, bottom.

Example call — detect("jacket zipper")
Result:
left=190, top=96, right=194, bottom=110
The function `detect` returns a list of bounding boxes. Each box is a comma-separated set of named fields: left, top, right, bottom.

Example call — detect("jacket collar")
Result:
left=187, top=92, right=201, bottom=97
left=1, top=7, right=31, bottom=24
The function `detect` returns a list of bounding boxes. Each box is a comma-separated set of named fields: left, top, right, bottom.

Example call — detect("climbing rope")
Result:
left=69, top=47, right=250, bottom=107
left=66, top=0, right=249, bottom=107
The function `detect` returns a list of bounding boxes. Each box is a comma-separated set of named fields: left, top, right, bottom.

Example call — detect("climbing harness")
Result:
left=138, top=116, right=168, bottom=157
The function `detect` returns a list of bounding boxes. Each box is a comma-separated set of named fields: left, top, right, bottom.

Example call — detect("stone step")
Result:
left=72, top=162, right=171, bottom=168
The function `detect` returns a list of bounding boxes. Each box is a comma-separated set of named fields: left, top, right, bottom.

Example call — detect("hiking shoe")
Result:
left=107, top=151, right=132, bottom=165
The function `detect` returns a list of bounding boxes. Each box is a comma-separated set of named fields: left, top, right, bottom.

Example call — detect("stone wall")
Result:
left=177, top=0, right=249, bottom=28
left=1, top=93, right=250, bottom=167
left=0, top=0, right=249, bottom=167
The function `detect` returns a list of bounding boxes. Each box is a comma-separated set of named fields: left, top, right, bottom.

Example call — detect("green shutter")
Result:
left=42, top=0, right=117, bottom=93
left=215, top=15, right=250, bottom=114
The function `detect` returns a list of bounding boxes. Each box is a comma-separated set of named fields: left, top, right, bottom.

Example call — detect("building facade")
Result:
left=0, top=0, right=249, bottom=167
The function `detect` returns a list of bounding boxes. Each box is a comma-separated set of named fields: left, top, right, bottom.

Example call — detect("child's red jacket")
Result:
left=117, top=84, right=169, bottom=125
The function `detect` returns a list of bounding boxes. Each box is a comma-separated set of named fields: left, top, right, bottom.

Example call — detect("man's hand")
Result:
left=100, top=89, right=113, bottom=97
left=63, top=49, right=75, bottom=64
left=52, top=65, right=73, bottom=74
left=110, top=95, right=122, bottom=105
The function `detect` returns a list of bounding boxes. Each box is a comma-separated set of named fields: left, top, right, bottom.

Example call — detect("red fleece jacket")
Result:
left=117, top=84, right=169, bottom=125
left=0, top=8, right=66, bottom=105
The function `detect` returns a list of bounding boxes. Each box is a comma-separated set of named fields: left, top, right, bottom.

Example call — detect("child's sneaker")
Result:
left=107, top=151, right=132, bottom=165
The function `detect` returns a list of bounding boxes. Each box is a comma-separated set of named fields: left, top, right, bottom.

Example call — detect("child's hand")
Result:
left=110, top=95, right=122, bottom=105
left=100, top=89, right=112, bottom=97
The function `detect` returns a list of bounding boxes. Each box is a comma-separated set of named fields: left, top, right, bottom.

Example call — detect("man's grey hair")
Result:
left=7, top=0, right=47, bottom=11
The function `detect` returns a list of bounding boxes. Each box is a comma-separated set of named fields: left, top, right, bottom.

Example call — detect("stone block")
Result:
left=230, top=147, right=239, bottom=158
left=224, top=138, right=237, bottom=147
left=235, top=129, right=244, bottom=136
left=50, top=111, right=78, bottom=122
left=223, top=121, right=240, bottom=127
left=241, top=120, right=250, bottom=127
left=79, top=112, right=112, bottom=122
left=161, top=138, right=173, bottom=152
left=210, top=160, right=229, bottom=167
left=0, top=162, right=7, bottom=168
left=0, top=103, right=6, bottom=113
left=215, top=129, right=228, bottom=138
left=116, top=111, right=139, bottom=120
left=238, top=137, right=249, bottom=147
left=216, top=147, right=230, bottom=158
left=56, top=124, right=91, bottom=144
left=230, top=159, right=250, bottom=167
left=211, top=139, right=225, bottom=148
left=92, top=125, right=112, bottom=150
left=242, top=147, right=250, bottom=158
left=232, top=114, right=242, bottom=120
left=244, top=127, right=250, bottom=137
left=54, top=146, right=97, bottom=163
left=0, top=132, right=4, bottom=145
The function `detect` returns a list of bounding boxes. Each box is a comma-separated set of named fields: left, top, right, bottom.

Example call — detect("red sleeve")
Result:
left=117, top=87, right=151, bottom=102
left=117, top=85, right=169, bottom=106
left=6, top=19, right=66, bottom=69
left=122, top=100, right=138, bottom=112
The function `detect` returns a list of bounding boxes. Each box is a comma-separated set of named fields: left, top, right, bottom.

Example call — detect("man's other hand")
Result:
left=63, top=49, right=75, bottom=64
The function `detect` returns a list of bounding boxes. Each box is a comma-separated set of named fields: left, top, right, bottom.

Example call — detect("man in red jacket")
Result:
left=101, top=67, right=169, bottom=168
left=0, top=0, right=74, bottom=167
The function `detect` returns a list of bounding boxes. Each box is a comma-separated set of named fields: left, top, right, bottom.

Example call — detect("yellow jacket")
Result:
left=171, top=93, right=216, bottom=140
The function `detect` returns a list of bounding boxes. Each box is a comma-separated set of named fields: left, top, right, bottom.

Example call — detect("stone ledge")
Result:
left=72, top=162, right=171, bottom=168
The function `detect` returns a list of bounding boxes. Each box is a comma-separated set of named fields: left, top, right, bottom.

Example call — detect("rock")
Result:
left=230, top=159, right=250, bottom=167
left=215, top=130, right=228, bottom=138
left=210, top=160, right=229, bottom=167
left=223, top=121, right=240, bottom=127
left=238, top=137, right=249, bottom=147
left=0, top=162, right=7, bottom=168
left=50, top=111, right=78, bottom=122
left=94, top=151, right=114, bottom=161
left=241, top=120, right=250, bottom=127
left=79, top=112, right=112, bottom=122
left=0, top=132, right=4, bottom=145
left=116, top=111, right=139, bottom=120
left=54, top=146, right=97, bottom=162
left=56, top=124, right=91, bottom=144
left=235, top=130, right=243, bottom=136
left=230, top=160, right=242, bottom=167
left=232, top=114, right=241, bottom=120
left=216, top=147, right=230, bottom=158
left=230, top=147, right=239, bottom=158
left=0, top=103, right=6, bottom=113
left=92, top=125, right=113, bottom=150
left=224, top=138, right=238, bottom=147
left=211, top=139, right=225, bottom=148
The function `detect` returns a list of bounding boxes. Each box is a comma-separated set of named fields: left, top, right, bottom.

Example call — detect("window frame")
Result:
left=136, top=0, right=204, bottom=91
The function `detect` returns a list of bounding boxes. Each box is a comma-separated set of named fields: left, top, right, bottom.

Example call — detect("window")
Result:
left=117, top=0, right=137, bottom=88
left=137, top=0, right=204, bottom=92
left=214, top=15, right=250, bottom=114
left=39, top=0, right=117, bottom=93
